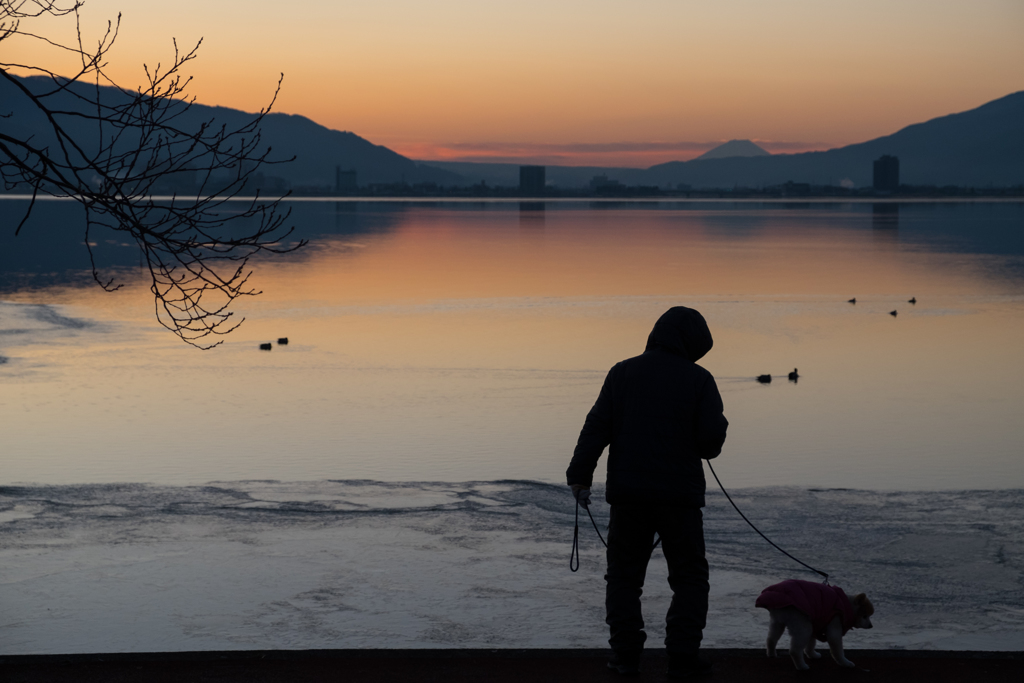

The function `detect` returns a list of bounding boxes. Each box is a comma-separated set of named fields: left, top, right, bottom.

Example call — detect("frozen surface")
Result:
left=2, top=480, right=1022, bottom=654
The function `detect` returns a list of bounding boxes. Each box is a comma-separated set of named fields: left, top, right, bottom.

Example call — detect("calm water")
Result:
left=2, top=199, right=1023, bottom=489
left=4, top=199, right=1024, bottom=654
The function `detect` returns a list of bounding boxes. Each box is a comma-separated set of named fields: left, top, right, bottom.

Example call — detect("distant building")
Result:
left=873, top=155, right=899, bottom=191
left=335, top=166, right=358, bottom=194
left=519, top=166, right=546, bottom=195
left=782, top=180, right=811, bottom=196
left=589, top=174, right=625, bottom=194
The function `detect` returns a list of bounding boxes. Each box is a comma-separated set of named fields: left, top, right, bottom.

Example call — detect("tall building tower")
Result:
left=873, top=155, right=899, bottom=191
left=519, top=166, right=546, bottom=195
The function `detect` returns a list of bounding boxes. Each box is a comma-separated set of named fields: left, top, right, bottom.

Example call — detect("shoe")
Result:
left=607, top=652, right=641, bottom=676
left=667, top=652, right=713, bottom=679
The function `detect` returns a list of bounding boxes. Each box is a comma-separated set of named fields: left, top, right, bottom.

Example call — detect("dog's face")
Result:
left=851, top=593, right=874, bottom=629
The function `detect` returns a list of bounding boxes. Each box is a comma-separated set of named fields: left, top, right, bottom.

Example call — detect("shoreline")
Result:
left=3, top=193, right=1024, bottom=204
left=2, top=483, right=1021, bottom=654
left=2, top=649, right=1021, bottom=682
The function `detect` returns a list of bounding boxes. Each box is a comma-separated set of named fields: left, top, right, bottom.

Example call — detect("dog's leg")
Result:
left=787, top=616, right=812, bottom=671
left=804, top=639, right=822, bottom=659
left=824, top=616, right=855, bottom=668
left=766, top=611, right=785, bottom=658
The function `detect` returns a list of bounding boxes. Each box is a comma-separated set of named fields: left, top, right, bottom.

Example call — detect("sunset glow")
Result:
left=6, top=0, right=1024, bottom=167
left=390, top=140, right=831, bottom=167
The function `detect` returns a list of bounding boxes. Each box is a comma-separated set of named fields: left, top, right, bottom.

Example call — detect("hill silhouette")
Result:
left=645, top=92, right=1024, bottom=188
left=424, top=93, right=1024, bottom=188
left=4, top=75, right=1021, bottom=191
left=0, top=75, right=460, bottom=190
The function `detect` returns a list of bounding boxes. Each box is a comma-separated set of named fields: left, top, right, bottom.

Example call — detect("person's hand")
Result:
left=571, top=485, right=592, bottom=509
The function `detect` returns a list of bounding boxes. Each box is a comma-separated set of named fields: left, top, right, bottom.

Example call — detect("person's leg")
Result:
left=605, top=504, right=656, bottom=660
left=659, top=506, right=709, bottom=657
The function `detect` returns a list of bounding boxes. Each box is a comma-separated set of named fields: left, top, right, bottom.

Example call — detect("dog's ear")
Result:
left=852, top=593, right=874, bottom=617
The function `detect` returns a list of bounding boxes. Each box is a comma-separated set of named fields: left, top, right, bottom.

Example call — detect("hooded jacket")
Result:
left=755, top=579, right=857, bottom=641
left=566, top=307, right=728, bottom=507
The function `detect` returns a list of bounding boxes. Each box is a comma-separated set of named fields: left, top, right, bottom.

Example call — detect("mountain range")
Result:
left=427, top=92, right=1024, bottom=189
left=3, top=74, right=1022, bottom=190
left=643, top=92, right=1024, bottom=189
left=0, top=75, right=459, bottom=189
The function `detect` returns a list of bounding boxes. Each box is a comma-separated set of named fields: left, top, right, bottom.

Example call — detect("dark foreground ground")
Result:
left=1, top=649, right=1021, bottom=683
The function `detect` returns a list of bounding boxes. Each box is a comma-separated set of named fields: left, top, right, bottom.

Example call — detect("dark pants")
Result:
left=605, top=504, right=709, bottom=657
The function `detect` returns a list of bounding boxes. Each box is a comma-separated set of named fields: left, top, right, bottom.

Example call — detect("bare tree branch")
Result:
left=1, top=0, right=303, bottom=348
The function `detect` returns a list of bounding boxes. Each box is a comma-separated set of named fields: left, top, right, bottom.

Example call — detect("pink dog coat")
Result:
left=755, top=579, right=857, bottom=641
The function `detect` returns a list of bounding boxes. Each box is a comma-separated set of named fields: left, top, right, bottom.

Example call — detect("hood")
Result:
left=644, top=306, right=714, bottom=362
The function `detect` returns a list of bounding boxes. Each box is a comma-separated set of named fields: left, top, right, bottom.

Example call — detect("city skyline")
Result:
left=7, top=0, right=1023, bottom=167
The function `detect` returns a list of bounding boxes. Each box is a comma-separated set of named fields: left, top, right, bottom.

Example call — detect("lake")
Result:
left=3, top=198, right=1023, bottom=490
left=2, top=198, right=1023, bottom=653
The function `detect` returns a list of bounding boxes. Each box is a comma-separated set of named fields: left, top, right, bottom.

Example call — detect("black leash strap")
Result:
left=570, top=500, right=582, bottom=572
left=571, top=498, right=605, bottom=572
left=706, top=459, right=829, bottom=583
left=570, top=497, right=660, bottom=572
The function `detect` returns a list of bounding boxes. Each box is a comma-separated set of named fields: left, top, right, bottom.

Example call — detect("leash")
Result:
left=569, top=464, right=829, bottom=583
left=706, top=459, right=829, bottom=583
left=569, top=498, right=591, bottom=572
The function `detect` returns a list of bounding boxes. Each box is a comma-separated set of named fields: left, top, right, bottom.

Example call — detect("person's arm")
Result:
left=695, top=373, right=728, bottom=459
left=566, top=366, right=616, bottom=488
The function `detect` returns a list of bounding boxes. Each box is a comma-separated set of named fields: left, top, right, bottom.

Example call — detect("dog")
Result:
left=755, top=579, right=874, bottom=670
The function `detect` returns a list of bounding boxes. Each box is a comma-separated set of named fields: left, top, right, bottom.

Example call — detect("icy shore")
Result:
left=1, top=481, right=1021, bottom=654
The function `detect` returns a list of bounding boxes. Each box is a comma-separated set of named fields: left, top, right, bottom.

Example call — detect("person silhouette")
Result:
left=567, top=306, right=728, bottom=679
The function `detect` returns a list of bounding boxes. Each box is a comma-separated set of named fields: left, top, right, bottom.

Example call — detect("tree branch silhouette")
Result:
left=1, top=0, right=304, bottom=348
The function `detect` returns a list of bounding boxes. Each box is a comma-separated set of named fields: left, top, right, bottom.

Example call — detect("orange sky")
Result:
left=7, top=0, right=1023, bottom=167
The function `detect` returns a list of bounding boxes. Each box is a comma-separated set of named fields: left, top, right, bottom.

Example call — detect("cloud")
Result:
left=440, top=141, right=718, bottom=154
left=399, top=140, right=834, bottom=168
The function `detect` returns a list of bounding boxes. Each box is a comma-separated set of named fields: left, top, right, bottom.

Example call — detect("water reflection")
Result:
left=0, top=198, right=410, bottom=291
left=872, top=202, right=899, bottom=230
left=5, top=199, right=1024, bottom=289
left=519, top=202, right=545, bottom=228
left=2, top=199, right=1023, bottom=489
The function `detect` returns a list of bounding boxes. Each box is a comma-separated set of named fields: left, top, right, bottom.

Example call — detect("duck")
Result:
left=908, top=297, right=916, bottom=304
left=756, top=374, right=772, bottom=384
left=848, top=297, right=856, bottom=304
left=890, top=310, right=898, bottom=317
left=788, top=368, right=799, bottom=381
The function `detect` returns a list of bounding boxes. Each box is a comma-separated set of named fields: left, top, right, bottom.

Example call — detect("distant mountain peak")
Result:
left=695, top=139, right=770, bottom=160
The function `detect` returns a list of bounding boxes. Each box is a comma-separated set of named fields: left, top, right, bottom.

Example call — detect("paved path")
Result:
left=2, top=649, right=1021, bottom=682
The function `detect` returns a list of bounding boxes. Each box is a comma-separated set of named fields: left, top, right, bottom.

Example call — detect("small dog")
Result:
left=755, top=579, right=874, bottom=670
